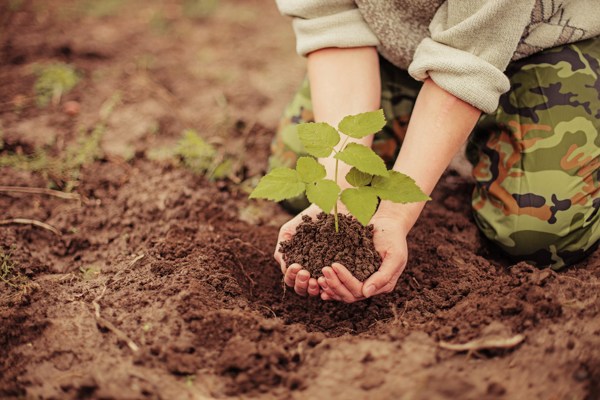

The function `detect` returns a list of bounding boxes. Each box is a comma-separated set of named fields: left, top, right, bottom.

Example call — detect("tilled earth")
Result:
left=2, top=159, right=599, bottom=399
left=1, top=1, right=599, bottom=399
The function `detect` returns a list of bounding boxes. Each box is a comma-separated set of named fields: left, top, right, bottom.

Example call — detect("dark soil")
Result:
left=279, top=213, right=382, bottom=281
left=1, top=1, right=599, bottom=399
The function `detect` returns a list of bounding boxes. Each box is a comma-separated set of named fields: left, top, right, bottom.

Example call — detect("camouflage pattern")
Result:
left=469, top=37, right=600, bottom=269
left=271, top=39, right=599, bottom=269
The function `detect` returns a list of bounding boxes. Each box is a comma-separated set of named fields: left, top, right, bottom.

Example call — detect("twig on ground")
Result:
left=92, top=300, right=140, bottom=352
left=0, top=218, right=61, bottom=236
left=0, top=186, right=80, bottom=200
left=230, top=252, right=256, bottom=295
left=258, top=304, right=277, bottom=318
left=281, top=278, right=287, bottom=302
left=439, top=334, right=525, bottom=353
left=87, top=254, right=145, bottom=353
left=108, top=253, right=145, bottom=287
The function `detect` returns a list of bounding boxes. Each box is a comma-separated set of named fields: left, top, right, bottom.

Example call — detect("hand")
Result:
left=274, top=204, right=321, bottom=297
left=318, top=209, right=409, bottom=302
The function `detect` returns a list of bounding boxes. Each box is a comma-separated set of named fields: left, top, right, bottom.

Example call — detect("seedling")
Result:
left=34, top=63, right=80, bottom=107
left=250, top=110, right=429, bottom=232
left=147, top=129, right=233, bottom=180
left=0, top=249, right=29, bottom=291
left=79, top=265, right=101, bottom=281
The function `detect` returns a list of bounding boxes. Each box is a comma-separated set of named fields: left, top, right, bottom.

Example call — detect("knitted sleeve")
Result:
left=275, top=0, right=379, bottom=56
left=408, top=0, right=536, bottom=113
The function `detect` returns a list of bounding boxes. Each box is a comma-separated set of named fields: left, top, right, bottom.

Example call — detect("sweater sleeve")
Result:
left=408, top=0, right=536, bottom=113
left=275, top=0, right=380, bottom=56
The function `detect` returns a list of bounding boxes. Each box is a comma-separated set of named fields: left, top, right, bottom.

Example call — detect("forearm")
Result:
left=307, top=47, right=381, bottom=185
left=379, top=79, right=481, bottom=231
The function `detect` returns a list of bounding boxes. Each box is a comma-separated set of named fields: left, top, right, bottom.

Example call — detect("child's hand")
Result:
left=318, top=209, right=409, bottom=302
left=274, top=204, right=322, bottom=297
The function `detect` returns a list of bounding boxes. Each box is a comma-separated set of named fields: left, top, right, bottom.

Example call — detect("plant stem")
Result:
left=332, top=136, right=350, bottom=234
left=333, top=157, right=339, bottom=233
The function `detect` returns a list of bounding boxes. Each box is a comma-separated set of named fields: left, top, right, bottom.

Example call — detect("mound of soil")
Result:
left=279, top=213, right=381, bottom=281
left=1, top=159, right=598, bottom=400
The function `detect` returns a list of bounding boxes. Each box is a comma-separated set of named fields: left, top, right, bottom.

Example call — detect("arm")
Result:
left=382, top=78, right=481, bottom=233
left=364, top=79, right=481, bottom=299
left=276, top=46, right=382, bottom=297
left=321, top=79, right=481, bottom=302
left=309, top=47, right=381, bottom=185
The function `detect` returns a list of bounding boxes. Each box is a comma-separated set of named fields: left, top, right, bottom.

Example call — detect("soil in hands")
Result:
left=279, top=213, right=382, bottom=281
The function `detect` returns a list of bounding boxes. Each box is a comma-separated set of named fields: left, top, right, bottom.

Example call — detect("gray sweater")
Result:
left=276, top=0, right=600, bottom=113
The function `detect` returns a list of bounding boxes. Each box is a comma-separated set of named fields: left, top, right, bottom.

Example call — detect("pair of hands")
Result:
left=274, top=204, right=409, bottom=303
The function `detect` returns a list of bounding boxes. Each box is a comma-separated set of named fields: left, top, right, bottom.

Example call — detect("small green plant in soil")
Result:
left=182, top=0, right=219, bottom=19
left=0, top=250, right=29, bottom=291
left=250, top=110, right=429, bottom=231
left=148, top=129, right=232, bottom=180
left=0, top=124, right=103, bottom=191
left=79, top=265, right=101, bottom=281
left=250, top=110, right=430, bottom=280
left=33, top=63, right=80, bottom=107
left=0, top=92, right=120, bottom=191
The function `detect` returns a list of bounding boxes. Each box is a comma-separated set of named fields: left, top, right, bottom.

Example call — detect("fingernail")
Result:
left=298, top=274, right=308, bottom=282
left=364, top=285, right=375, bottom=297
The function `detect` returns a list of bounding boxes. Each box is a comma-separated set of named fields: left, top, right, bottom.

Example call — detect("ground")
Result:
left=1, top=1, right=599, bottom=399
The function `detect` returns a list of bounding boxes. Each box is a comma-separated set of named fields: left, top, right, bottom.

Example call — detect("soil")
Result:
left=279, top=213, right=381, bottom=281
left=1, top=1, right=600, bottom=399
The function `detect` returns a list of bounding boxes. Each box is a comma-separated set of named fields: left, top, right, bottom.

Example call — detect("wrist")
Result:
left=376, top=200, right=424, bottom=232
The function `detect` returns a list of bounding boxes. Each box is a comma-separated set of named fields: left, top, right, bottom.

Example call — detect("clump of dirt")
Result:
left=279, top=213, right=382, bottom=281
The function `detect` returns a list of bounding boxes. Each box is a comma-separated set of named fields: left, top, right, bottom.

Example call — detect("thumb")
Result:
left=362, top=252, right=405, bottom=298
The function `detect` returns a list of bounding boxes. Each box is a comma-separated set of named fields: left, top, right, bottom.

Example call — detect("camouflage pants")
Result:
left=270, top=38, right=600, bottom=269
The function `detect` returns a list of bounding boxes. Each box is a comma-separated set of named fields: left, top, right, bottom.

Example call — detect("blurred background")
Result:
left=0, top=0, right=305, bottom=187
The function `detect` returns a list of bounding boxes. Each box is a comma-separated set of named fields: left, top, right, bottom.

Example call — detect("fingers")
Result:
left=318, top=276, right=337, bottom=300
left=322, top=266, right=363, bottom=303
left=318, top=277, right=341, bottom=301
left=307, top=278, right=320, bottom=297
left=331, top=263, right=363, bottom=298
left=285, top=265, right=320, bottom=297
left=320, top=291, right=341, bottom=301
left=363, top=252, right=406, bottom=298
left=294, top=270, right=310, bottom=296
left=274, top=250, right=286, bottom=275
left=284, top=264, right=301, bottom=287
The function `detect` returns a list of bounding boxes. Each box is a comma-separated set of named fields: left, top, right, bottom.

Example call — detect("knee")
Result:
left=474, top=204, right=600, bottom=269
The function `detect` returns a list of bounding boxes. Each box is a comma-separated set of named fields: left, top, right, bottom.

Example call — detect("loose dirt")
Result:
left=1, top=1, right=599, bottom=399
left=279, top=213, right=381, bottom=281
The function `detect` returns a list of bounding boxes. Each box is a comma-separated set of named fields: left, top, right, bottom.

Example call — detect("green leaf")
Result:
left=249, top=167, right=306, bottom=201
left=345, top=167, right=373, bottom=187
left=371, top=171, right=431, bottom=203
left=334, top=143, right=389, bottom=177
left=297, top=122, right=340, bottom=158
left=338, top=109, right=386, bottom=139
left=340, top=187, right=378, bottom=226
left=296, top=156, right=326, bottom=183
left=280, top=124, right=304, bottom=154
left=306, top=179, right=340, bottom=214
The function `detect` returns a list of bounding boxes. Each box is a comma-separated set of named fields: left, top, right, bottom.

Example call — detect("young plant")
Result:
left=34, top=63, right=80, bottom=107
left=250, top=110, right=430, bottom=232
